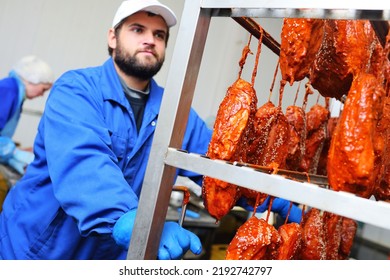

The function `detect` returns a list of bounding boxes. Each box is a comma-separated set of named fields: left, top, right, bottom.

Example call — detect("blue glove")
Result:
left=237, top=196, right=303, bottom=223
left=158, top=222, right=202, bottom=260
left=236, top=196, right=271, bottom=213
left=0, top=137, right=16, bottom=163
left=270, top=197, right=303, bottom=223
left=112, top=209, right=137, bottom=248
left=8, top=148, right=34, bottom=174
left=112, top=210, right=202, bottom=260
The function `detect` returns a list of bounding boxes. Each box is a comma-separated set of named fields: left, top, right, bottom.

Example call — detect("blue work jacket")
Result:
left=0, top=76, right=24, bottom=137
left=0, top=58, right=212, bottom=259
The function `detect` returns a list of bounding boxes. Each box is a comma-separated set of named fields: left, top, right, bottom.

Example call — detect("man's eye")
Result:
left=155, top=33, right=166, bottom=40
left=132, top=27, right=143, bottom=33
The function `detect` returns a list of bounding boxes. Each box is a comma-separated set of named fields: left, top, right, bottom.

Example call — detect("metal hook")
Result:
left=172, top=185, right=190, bottom=226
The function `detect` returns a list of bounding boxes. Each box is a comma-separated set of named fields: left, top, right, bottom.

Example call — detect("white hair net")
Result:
left=12, top=55, right=54, bottom=84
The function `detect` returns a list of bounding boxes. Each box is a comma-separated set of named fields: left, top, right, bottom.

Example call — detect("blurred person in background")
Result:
left=0, top=55, right=53, bottom=210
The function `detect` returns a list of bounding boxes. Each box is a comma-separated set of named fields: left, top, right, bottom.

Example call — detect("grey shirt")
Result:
left=118, top=77, right=149, bottom=132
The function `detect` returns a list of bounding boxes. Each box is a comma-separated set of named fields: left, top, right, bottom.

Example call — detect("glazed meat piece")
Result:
left=276, top=222, right=303, bottom=260
left=298, top=208, right=326, bottom=260
left=241, top=101, right=290, bottom=206
left=279, top=18, right=324, bottom=85
left=338, top=217, right=358, bottom=259
left=299, top=104, right=330, bottom=174
left=370, top=30, right=389, bottom=201
left=316, top=117, right=339, bottom=176
left=203, top=78, right=257, bottom=221
left=202, top=177, right=241, bottom=222
left=327, top=73, right=385, bottom=198
left=205, top=78, right=257, bottom=161
left=247, top=101, right=290, bottom=167
left=310, top=20, right=374, bottom=100
left=374, top=96, right=390, bottom=201
left=285, top=105, right=306, bottom=171
left=323, top=212, right=343, bottom=260
left=225, top=216, right=281, bottom=260
left=367, top=34, right=387, bottom=82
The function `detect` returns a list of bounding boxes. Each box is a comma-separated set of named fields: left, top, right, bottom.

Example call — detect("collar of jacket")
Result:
left=100, top=58, right=164, bottom=117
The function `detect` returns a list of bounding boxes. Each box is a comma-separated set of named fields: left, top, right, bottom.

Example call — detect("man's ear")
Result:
left=108, top=28, right=117, bottom=50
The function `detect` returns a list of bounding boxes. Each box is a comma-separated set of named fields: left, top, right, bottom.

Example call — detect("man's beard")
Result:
left=114, top=46, right=164, bottom=81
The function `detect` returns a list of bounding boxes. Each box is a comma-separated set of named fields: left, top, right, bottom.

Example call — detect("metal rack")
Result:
left=127, top=0, right=390, bottom=259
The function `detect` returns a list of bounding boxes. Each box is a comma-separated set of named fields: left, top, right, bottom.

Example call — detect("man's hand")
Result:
left=113, top=210, right=202, bottom=260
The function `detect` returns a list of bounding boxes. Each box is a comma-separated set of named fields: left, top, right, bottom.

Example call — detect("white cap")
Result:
left=13, top=55, right=54, bottom=84
left=112, top=0, right=177, bottom=29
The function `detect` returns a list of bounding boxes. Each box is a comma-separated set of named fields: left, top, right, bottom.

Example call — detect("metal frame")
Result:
left=127, top=0, right=390, bottom=259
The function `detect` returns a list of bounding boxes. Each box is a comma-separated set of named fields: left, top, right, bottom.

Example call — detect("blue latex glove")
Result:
left=158, top=222, right=202, bottom=260
left=236, top=196, right=271, bottom=213
left=270, top=197, right=303, bottom=223
left=237, top=196, right=303, bottom=223
left=112, top=210, right=202, bottom=260
left=8, top=148, right=34, bottom=174
left=0, top=137, right=16, bottom=163
left=112, top=209, right=137, bottom=248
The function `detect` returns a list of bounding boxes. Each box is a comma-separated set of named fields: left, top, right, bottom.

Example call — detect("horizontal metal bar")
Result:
left=165, top=148, right=390, bottom=230
left=201, top=0, right=390, bottom=10
left=229, top=8, right=390, bottom=20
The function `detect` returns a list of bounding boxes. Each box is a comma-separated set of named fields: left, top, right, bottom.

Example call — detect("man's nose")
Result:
left=143, top=31, right=156, bottom=45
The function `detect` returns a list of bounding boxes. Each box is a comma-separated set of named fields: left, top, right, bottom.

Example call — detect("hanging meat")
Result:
left=204, top=16, right=388, bottom=261
left=373, top=95, right=390, bottom=201
left=279, top=18, right=324, bottom=85
left=298, top=208, right=326, bottom=260
left=310, top=20, right=375, bottom=100
left=371, top=29, right=390, bottom=201
left=280, top=19, right=378, bottom=101
left=316, top=117, right=339, bottom=176
left=202, top=78, right=258, bottom=221
left=276, top=222, right=303, bottom=260
left=225, top=216, right=281, bottom=260
left=338, top=217, right=358, bottom=259
left=323, top=212, right=343, bottom=260
left=299, top=103, right=330, bottom=174
left=241, top=101, right=290, bottom=206
left=246, top=102, right=290, bottom=167
left=327, top=73, right=385, bottom=198
left=285, top=105, right=306, bottom=171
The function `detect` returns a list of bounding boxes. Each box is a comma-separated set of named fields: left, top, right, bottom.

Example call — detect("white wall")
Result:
left=0, top=0, right=121, bottom=147
left=1, top=0, right=323, bottom=147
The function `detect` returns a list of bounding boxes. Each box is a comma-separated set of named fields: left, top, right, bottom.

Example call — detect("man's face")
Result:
left=109, top=11, right=168, bottom=80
